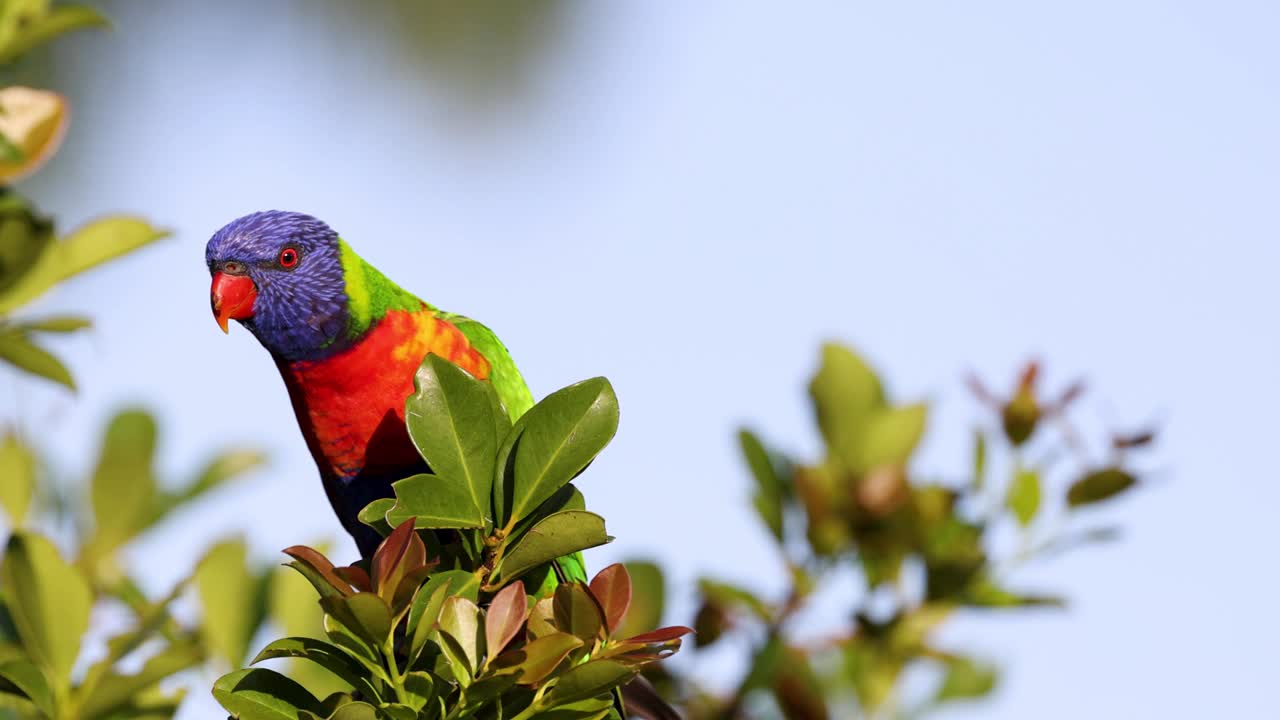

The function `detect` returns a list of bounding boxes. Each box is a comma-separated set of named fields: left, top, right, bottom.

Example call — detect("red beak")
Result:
left=211, top=272, right=257, bottom=333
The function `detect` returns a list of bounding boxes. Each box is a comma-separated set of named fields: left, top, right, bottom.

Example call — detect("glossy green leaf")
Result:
left=437, top=596, right=483, bottom=677
left=252, top=638, right=378, bottom=701
left=615, top=561, right=664, bottom=639
left=1, top=532, right=91, bottom=687
left=855, top=403, right=928, bottom=472
left=553, top=583, right=603, bottom=642
left=0, top=330, right=73, bottom=389
left=77, top=641, right=201, bottom=720
left=408, top=571, right=479, bottom=656
left=212, top=668, right=323, bottom=720
left=545, top=660, right=635, bottom=705
left=484, top=581, right=527, bottom=660
left=0, top=216, right=167, bottom=314
left=935, top=657, right=997, bottom=703
left=89, top=409, right=158, bottom=553
left=0, top=659, right=52, bottom=717
left=1067, top=468, right=1138, bottom=507
left=495, top=511, right=611, bottom=584
left=357, top=499, right=395, bottom=538
left=504, top=377, right=619, bottom=525
left=195, top=539, right=266, bottom=668
left=808, top=343, right=885, bottom=469
left=327, top=701, right=377, bottom=720
left=320, top=593, right=393, bottom=648
left=405, top=354, right=499, bottom=527
left=387, top=473, right=484, bottom=529
left=400, top=672, right=435, bottom=713
left=1006, top=467, right=1041, bottom=527
left=739, top=429, right=784, bottom=541
left=0, top=433, right=35, bottom=525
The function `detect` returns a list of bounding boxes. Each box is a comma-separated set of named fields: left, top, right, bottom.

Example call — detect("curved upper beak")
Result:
left=211, top=271, right=257, bottom=333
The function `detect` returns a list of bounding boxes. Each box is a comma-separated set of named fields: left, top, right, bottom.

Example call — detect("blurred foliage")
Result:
left=638, top=343, right=1153, bottom=719
left=214, top=359, right=691, bottom=720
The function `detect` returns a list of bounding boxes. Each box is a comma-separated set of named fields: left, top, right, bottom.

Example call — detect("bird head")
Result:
left=205, top=210, right=350, bottom=360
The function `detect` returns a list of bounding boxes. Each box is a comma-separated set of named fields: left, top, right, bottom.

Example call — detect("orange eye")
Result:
left=278, top=247, right=299, bottom=268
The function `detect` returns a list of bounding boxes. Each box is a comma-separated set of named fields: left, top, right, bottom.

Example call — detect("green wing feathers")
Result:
left=446, top=314, right=535, bottom=421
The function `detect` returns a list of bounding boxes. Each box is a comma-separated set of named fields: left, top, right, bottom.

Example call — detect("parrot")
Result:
left=203, top=210, right=583, bottom=584
left=206, top=210, right=678, bottom=720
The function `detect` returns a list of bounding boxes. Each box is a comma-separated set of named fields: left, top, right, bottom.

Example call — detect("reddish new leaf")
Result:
left=485, top=581, right=527, bottom=659
left=372, top=519, right=426, bottom=603
left=622, top=625, right=694, bottom=645
left=588, top=563, right=631, bottom=634
left=283, top=545, right=354, bottom=597
left=335, top=565, right=372, bottom=593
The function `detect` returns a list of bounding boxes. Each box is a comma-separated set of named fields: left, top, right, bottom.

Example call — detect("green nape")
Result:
left=338, top=238, right=425, bottom=339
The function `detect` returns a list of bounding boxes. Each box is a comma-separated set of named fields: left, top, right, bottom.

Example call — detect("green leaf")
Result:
left=1067, top=468, right=1138, bottom=507
left=0, top=330, right=73, bottom=389
left=553, top=584, right=603, bottom=642
left=195, top=539, right=267, bottom=668
left=935, top=657, right=997, bottom=703
left=545, top=660, right=635, bottom=705
left=386, top=474, right=484, bottom=529
left=0, top=659, right=52, bottom=717
left=170, top=449, right=266, bottom=508
left=504, top=377, right=619, bottom=526
left=437, top=596, right=483, bottom=680
left=0, top=5, right=108, bottom=64
left=614, top=561, right=664, bottom=639
left=0, top=532, right=91, bottom=689
left=357, top=499, right=395, bottom=538
left=408, top=571, right=479, bottom=658
left=405, top=354, right=499, bottom=527
left=808, top=342, right=885, bottom=470
left=252, top=638, right=379, bottom=701
left=495, top=511, right=611, bottom=584
left=962, top=579, right=1065, bottom=609
left=855, top=403, right=928, bottom=472
left=739, top=429, right=784, bottom=541
left=400, top=672, right=435, bottom=713
left=88, top=410, right=158, bottom=555
left=498, top=633, right=582, bottom=685
left=77, top=642, right=201, bottom=720
left=0, top=192, right=52, bottom=294
left=698, top=579, right=771, bottom=621
left=19, top=315, right=90, bottom=333
left=0, top=433, right=35, bottom=525
left=972, top=429, right=987, bottom=491
left=327, top=701, right=377, bottom=720
left=267, top=550, right=354, bottom=700
left=212, top=668, right=323, bottom=720
left=320, top=594, right=392, bottom=649
left=1006, top=467, right=1041, bottom=528
left=0, top=216, right=167, bottom=314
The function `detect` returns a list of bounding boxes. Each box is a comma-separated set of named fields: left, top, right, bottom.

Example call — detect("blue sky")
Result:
left=4, top=1, right=1278, bottom=716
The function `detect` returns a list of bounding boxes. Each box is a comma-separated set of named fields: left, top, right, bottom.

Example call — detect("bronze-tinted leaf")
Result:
left=588, top=564, right=631, bottom=635
left=485, top=581, right=527, bottom=659
left=283, top=546, right=354, bottom=598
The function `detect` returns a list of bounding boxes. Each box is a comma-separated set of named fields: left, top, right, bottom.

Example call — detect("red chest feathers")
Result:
left=279, top=310, right=490, bottom=479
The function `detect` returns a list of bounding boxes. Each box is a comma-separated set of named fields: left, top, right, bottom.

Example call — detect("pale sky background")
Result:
left=3, top=1, right=1278, bottom=717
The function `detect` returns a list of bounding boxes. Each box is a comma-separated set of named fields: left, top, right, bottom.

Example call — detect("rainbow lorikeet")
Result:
left=204, top=210, right=584, bottom=585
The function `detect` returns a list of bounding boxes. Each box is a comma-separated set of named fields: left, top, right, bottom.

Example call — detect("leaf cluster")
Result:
left=669, top=343, right=1155, bottom=719
left=0, top=411, right=264, bottom=720
left=214, top=360, right=690, bottom=719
